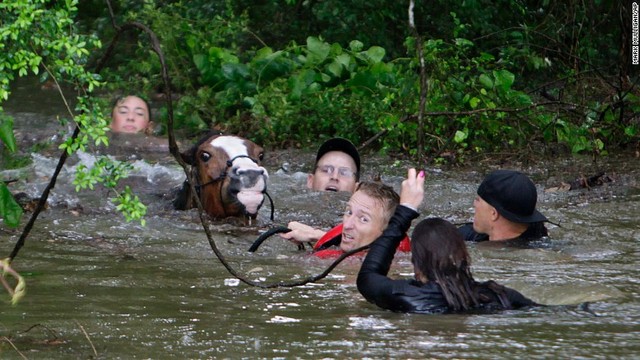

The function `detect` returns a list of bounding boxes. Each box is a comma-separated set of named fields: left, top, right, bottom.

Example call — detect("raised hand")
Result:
left=400, top=168, right=425, bottom=210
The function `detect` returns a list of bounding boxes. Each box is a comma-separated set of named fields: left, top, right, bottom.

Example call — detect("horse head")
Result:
left=176, top=134, right=269, bottom=220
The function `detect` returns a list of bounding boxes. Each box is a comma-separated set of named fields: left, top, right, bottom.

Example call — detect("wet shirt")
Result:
left=357, top=206, right=537, bottom=314
left=458, top=222, right=549, bottom=243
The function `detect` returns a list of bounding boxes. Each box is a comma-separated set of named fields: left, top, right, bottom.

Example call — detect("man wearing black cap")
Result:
left=306, top=137, right=361, bottom=193
left=279, top=138, right=361, bottom=245
left=459, top=170, right=549, bottom=242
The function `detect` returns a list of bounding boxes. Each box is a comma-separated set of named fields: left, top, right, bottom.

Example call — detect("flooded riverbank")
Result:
left=1, top=78, right=639, bottom=358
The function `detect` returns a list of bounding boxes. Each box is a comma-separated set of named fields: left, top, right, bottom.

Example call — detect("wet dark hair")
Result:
left=354, top=181, right=399, bottom=224
left=411, top=218, right=479, bottom=311
left=110, top=95, right=152, bottom=123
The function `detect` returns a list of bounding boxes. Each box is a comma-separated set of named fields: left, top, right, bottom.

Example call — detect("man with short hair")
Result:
left=307, top=137, right=360, bottom=193
left=459, top=170, right=549, bottom=242
left=280, top=181, right=411, bottom=258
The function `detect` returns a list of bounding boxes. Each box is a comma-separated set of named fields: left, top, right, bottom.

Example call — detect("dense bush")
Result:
left=77, top=0, right=637, bottom=161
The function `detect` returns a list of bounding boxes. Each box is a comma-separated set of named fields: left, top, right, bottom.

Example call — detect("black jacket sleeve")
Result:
left=357, top=205, right=420, bottom=310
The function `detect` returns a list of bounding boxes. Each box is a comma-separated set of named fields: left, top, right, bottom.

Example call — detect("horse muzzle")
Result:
left=228, top=168, right=268, bottom=216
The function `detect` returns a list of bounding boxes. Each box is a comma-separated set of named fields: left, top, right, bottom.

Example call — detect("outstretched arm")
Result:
left=278, top=221, right=326, bottom=245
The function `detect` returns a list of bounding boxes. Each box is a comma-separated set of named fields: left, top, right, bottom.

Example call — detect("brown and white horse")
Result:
left=174, top=133, right=269, bottom=221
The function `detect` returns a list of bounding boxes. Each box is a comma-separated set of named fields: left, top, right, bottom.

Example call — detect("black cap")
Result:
left=315, top=138, right=361, bottom=176
left=477, top=170, right=548, bottom=223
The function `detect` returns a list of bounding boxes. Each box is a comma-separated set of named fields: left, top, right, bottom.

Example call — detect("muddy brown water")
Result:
left=1, top=78, right=639, bottom=358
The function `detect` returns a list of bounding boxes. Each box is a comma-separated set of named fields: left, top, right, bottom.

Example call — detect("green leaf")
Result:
left=455, top=38, right=474, bottom=47
left=193, top=54, right=207, bottom=72
left=0, top=183, right=23, bottom=228
left=364, top=46, right=386, bottom=64
left=288, top=69, right=317, bottom=100
left=454, top=130, right=468, bottom=143
left=478, top=74, right=493, bottom=90
left=306, top=37, right=330, bottom=65
left=493, top=69, right=515, bottom=92
left=469, top=97, right=480, bottom=109
left=0, top=114, right=17, bottom=152
left=624, top=126, right=637, bottom=136
left=335, top=53, right=351, bottom=68
left=326, top=60, right=343, bottom=77
left=349, top=40, right=364, bottom=52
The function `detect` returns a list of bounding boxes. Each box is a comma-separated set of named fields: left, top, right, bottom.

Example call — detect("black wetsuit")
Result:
left=458, top=222, right=549, bottom=243
left=357, top=206, right=537, bottom=314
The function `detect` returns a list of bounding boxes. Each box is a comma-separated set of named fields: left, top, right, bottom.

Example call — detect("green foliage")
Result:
left=74, top=157, right=147, bottom=225
left=86, top=1, right=635, bottom=159
left=239, top=37, right=414, bottom=147
left=58, top=97, right=110, bottom=154
left=1, top=0, right=148, bottom=228
left=0, top=183, right=22, bottom=229
left=73, top=157, right=133, bottom=191
left=97, top=0, right=250, bottom=132
left=114, top=186, right=147, bottom=226
left=0, top=115, right=17, bottom=153
left=0, top=108, right=23, bottom=229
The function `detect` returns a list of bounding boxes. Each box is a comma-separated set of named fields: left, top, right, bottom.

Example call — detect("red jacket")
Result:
left=312, top=223, right=411, bottom=259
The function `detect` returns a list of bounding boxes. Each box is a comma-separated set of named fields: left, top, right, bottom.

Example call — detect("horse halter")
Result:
left=195, top=154, right=260, bottom=190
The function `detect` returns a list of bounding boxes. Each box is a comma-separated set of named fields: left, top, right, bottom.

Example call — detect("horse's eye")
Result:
left=200, top=152, right=211, bottom=162
left=258, top=152, right=264, bottom=161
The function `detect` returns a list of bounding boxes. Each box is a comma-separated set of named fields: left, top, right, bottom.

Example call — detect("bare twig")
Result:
left=40, top=62, right=74, bottom=118
left=2, top=336, right=28, bottom=360
left=75, top=320, right=98, bottom=357
left=9, top=127, right=79, bottom=262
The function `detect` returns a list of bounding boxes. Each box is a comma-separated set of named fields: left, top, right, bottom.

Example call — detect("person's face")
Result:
left=340, top=190, right=386, bottom=252
left=307, top=151, right=357, bottom=192
left=110, top=96, right=150, bottom=134
left=472, top=195, right=495, bottom=235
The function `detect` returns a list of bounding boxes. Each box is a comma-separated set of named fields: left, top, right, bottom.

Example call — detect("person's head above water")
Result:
left=110, top=95, right=151, bottom=134
left=339, top=181, right=399, bottom=252
left=472, top=169, right=548, bottom=241
left=307, top=137, right=361, bottom=193
left=411, top=218, right=472, bottom=286
left=278, top=181, right=400, bottom=254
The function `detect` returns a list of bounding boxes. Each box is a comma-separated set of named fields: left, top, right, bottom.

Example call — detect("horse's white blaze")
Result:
left=210, top=136, right=267, bottom=173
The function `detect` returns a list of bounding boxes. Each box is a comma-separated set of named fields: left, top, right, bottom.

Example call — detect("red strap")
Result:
left=312, top=249, right=348, bottom=259
left=313, top=224, right=344, bottom=250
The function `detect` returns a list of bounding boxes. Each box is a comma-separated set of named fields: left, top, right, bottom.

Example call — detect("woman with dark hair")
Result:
left=357, top=168, right=539, bottom=314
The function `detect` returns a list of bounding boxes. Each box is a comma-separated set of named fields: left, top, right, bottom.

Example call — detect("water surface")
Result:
left=1, top=80, right=639, bottom=359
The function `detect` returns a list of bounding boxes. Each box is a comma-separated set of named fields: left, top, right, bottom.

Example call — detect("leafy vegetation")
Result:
left=2, top=0, right=638, bottom=234
left=80, top=0, right=637, bottom=161
left=1, top=0, right=147, bottom=231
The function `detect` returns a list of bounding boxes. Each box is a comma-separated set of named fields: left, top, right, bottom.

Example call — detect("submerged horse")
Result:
left=174, top=133, right=269, bottom=221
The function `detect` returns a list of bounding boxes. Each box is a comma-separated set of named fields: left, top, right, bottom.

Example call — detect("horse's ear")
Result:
left=181, top=146, right=196, bottom=165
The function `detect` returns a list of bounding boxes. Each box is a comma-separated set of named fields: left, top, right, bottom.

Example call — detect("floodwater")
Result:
left=1, top=78, right=639, bottom=359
